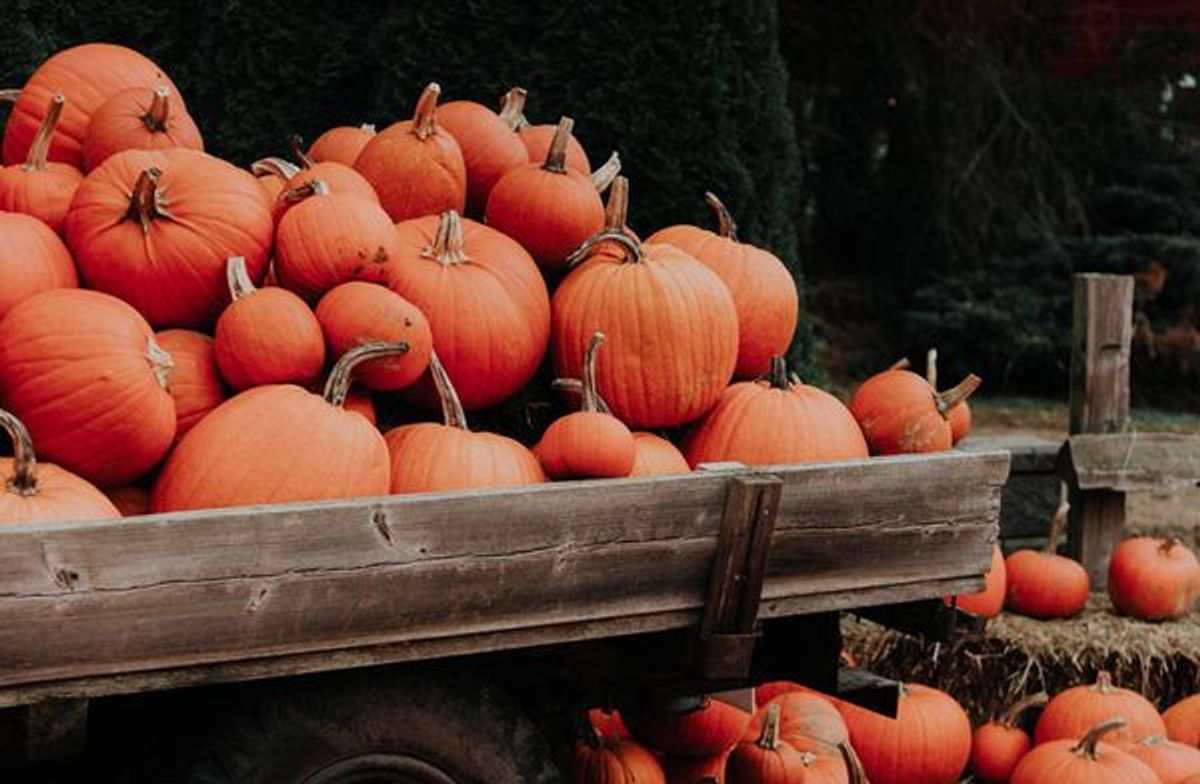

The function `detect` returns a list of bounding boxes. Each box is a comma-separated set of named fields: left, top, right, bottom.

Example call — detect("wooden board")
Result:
left=958, top=434, right=1064, bottom=542
left=958, top=434, right=1061, bottom=474
left=1060, top=433, right=1200, bottom=492
left=0, top=451, right=1008, bottom=707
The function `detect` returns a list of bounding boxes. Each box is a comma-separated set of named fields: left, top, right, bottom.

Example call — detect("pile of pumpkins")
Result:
left=576, top=672, right=1200, bottom=784
left=0, top=41, right=982, bottom=526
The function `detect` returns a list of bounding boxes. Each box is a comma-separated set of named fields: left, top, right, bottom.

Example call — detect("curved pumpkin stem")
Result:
left=935, top=374, right=981, bottom=417
left=412, top=82, right=442, bottom=141
left=926, top=348, right=939, bottom=390
left=126, top=168, right=170, bottom=233
left=766, top=356, right=789, bottom=390
left=1092, top=671, right=1116, bottom=695
left=1045, top=482, right=1071, bottom=555
left=0, top=408, right=39, bottom=497
left=324, top=342, right=411, bottom=407
left=704, top=192, right=739, bottom=241
left=543, top=116, right=574, bottom=174
left=251, top=157, right=301, bottom=180
left=225, top=256, right=257, bottom=302
left=145, top=335, right=173, bottom=391
left=24, top=94, right=64, bottom=172
left=550, top=378, right=613, bottom=415
left=999, top=692, right=1049, bottom=728
left=581, top=332, right=607, bottom=414
left=566, top=229, right=642, bottom=267
left=1071, top=717, right=1126, bottom=760
left=424, top=210, right=471, bottom=266
left=590, top=151, right=621, bottom=193
left=1160, top=537, right=1183, bottom=555
left=142, top=86, right=171, bottom=133
left=428, top=352, right=468, bottom=430
left=756, top=703, right=782, bottom=751
left=604, top=176, right=629, bottom=232
left=0, top=88, right=20, bottom=104
left=840, top=742, right=869, bottom=784
left=888, top=357, right=912, bottom=371
left=289, top=133, right=316, bottom=169
left=498, top=86, right=530, bottom=131
left=277, top=178, right=330, bottom=208
left=360, top=122, right=377, bottom=134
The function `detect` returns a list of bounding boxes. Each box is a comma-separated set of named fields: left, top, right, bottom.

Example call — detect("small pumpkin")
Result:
left=214, top=256, right=326, bottom=391
left=1123, top=735, right=1200, bottom=783
left=307, top=123, right=376, bottom=166
left=948, top=544, right=1007, bottom=619
left=1035, top=671, right=1166, bottom=746
left=1005, top=485, right=1090, bottom=619
left=315, top=282, right=432, bottom=391
left=437, top=93, right=529, bottom=216
left=82, top=85, right=203, bottom=171
left=970, top=693, right=1048, bottom=783
left=104, top=484, right=151, bottom=517
left=151, top=343, right=400, bottom=512
left=354, top=82, right=467, bottom=221
left=0, top=210, right=77, bottom=320
left=270, top=134, right=379, bottom=220
left=1165, top=694, right=1200, bottom=747
left=1108, top=536, right=1200, bottom=621
left=155, top=329, right=227, bottom=443
left=1012, top=718, right=1159, bottom=784
left=625, top=694, right=752, bottom=758
left=569, top=724, right=666, bottom=784
left=0, top=94, right=83, bottom=232
left=500, top=87, right=591, bottom=174
left=926, top=348, right=972, bottom=444
left=0, top=408, right=120, bottom=524
left=632, top=433, right=691, bottom=476
left=848, top=360, right=981, bottom=455
left=727, top=703, right=850, bottom=784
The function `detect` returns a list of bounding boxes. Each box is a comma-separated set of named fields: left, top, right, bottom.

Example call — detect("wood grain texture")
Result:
left=959, top=434, right=1061, bottom=474
left=1060, top=433, right=1200, bottom=492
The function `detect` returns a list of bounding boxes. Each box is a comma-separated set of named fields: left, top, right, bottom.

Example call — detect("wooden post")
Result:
left=1066, top=273, right=1133, bottom=584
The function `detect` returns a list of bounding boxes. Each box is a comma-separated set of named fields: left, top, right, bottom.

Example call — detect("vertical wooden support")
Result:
left=1067, top=273, right=1133, bottom=584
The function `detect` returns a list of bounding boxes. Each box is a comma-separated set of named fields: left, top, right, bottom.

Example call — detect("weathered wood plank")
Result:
left=958, top=434, right=1062, bottom=474
left=1059, top=433, right=1200, bottom=492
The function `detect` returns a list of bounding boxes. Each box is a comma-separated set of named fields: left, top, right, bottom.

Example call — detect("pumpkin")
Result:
left=0, top=289, right=176, bottom=486
left=65, top=148, right=274, bottom=328
left=589, top=708, right=631, bottom=741
left=485, top=116, right=605, bottom=269
left=384, top=353, right=545, bottom=493
left=970, top=692, right=1048, bottom=783
left=1108, top=536, right=1200, bottom=621
left=570, top=726, right=666, bottom=784
left=1005, top=485, right=1090, bottom=619
left=500, top=87, right=592, bottom=174
left=354, top=82, right=466, bottom=221
left=151, top=343, right=400, bottom=512
left=625, top=694, right=752, bottom=758
left=437, top=95, right=530, bottom=216
left=273, top=178, right=401, bottom=301
left=665, top=750, right=729, bottom=784
left=307, top=123, right=376, bottom=166
left=104, top=484, right=151, bottom=517
left=684, top=356, right=868, bottom=467
left=552, top=180, right=739, bottom=428
left=155, top=329, right=227, bottom=443
left=632, top=433, right=691, bottom=476
left=837, top=682, right=972, bottom=784
left=214, top=256, right=326, bottom=391
left=648, top=192, right=798, bottom=379
left=273, top=134, right=379, bottom=217
left=251, top=158, right=291, bottom=200
left=0, top=408, right=120, bottom=524
left=756, top=691, right=852, bottom=756
left=388, top=209, right=550, bottom=411
left=0, top=211, right=77, bottom=320
left=1123, top=735, right=1200, bottom=783
left=3, top=43, right=182, bottom=168
left=948, top=544, right=1007, bottom=619
left=848, top=361, right=981, bottom=455
left=0, top=94, right=83, bottom=232
left=1165, top=694, right=1200, bottom=747
left=343, top=386, right=376, bottom=425
left=536, top=333, right=635, bottom=479
left=81, top=85, right=203, bottom=171
left=315, top=282, right=432, bottom=391
left=926, top=348, right=972, bottom=444
left=1012, top=718, right=1159, bottom=784
left=727, top=704, right=850, bottom=784
left=1035, top=671, right=1166, bottom=745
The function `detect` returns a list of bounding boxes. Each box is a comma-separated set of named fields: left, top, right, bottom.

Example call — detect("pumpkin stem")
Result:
left=142, top=86, right=171, bottom=133
left=1045, top=483, right=1071, bottom=555
left=24, top=94, right=64, bottom=172
left=543, top=116, right=574, bottom=174
left=704, top=192, right=739, bottom=241
left=590, top=151, right=621, bottom=193
left=428, top=352, right=468, bottom=430
left=789, top=372, right=804, bottom=386
left=412, top=82, right=442, bottom=141
left=277, top=177, right=331, bottom=208
left=566, top=229, right=643, bottom=267
left=935, top=374, right=981, bottom=417
left=225, top=256, right=257, bottom=301
left=251, top=157, right=301, bottom=180
left=145, top=335, right=174, bottom=391
left=550, top=378, right=612, bottom=415
left=756, top=703, right=782, bottom=751
left=360, top=122, right=377, bottom=134
left=840, top=742, right=869, bottom=784
left=926, top=348, right=939, bottom=390
left=0, top=408, right=40, bottom=497
left=498, top=86, right=530, bottom=130
left=766, top=356, right=789, bottom=390
left=581, top=332, right=607, bottom=414
left=888, top=357, right=912, bottom=371
left=423, top=210, right=471, bottom=266
left=126, top=167, right=168, bottom=234
left=324, top=342, right=411, bottom=407
left=289, top=133, right=316, bottom=169
left=1160, top=537, right=1182, bottom=555
left=604, top=176, right=629, bottom=231
left=0, top=89, right=20, bottom=104
left=999, top=692, right=1049, bottom=728
left=1092, top=671, right=1116, bottom=694
left=1071, top=717, right=1126, bottom=760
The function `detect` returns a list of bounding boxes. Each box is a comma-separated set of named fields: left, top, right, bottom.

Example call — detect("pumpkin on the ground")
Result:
left=848, top=360, right=981, bottom=455
left=754, top=690, right=853, bottom=758
left=1034, top=671, right=1166, bottom=746
left=1108, top=536, right=1200, bottom=621
left=1165, top=694, right=1200, bottom=748
left=315, top=282, right=432, bottom=391
left=569, top=724, right=666, bottom=784
left=82, top=85, right=202, bottom=171
left=949, top=544, right=1007, bottom=619
left=970, top=693, right=1048, bottom=783
left=307, top=123, right=376, bottom=166
left=1122, top=735, right=1200, bottom=783
left=625, top=694, right=752, bottom=757
left=727, top=703, right=850, bottom=784
left=1005, top=485, right=1090, bottom=619
left=1012, top=718, right=1159, bottom=784
left=155, top=329, right=227, bottom=443
left=437, top=94, right=529, bottom=216
left=0, top=211, right=77, bottom=319
left=0, top=94, right=83, bottom=232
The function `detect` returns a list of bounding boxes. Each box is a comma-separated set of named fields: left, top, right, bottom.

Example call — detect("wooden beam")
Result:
left=958, top=434, right=1062, bottom=474
left=1059, top=433, right=1200, bottom=492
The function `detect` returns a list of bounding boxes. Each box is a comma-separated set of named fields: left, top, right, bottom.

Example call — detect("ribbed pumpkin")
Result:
left=214, top=256, right=326, bottom=391
left=756, top=691, right=853, bottom=757
left=437, top=94, right=529, bottom=216
left=486, top=116, right=604, bottom=269
left=315, top=282, right=432, bottom=391
left=307, top=123, right=376, bottom=166
left=0, top=289, right=176, bottom=486
left=970, top=693, right=1048, bottom=783
left=1165, top=695, right=1200, bottom=748
left=848, top=362, right=981, bottom=455
left=1123, top=735, right=1200, bottom=783
left=270, top=134, right=379, bottom=219
left=625, top=695, right=752, bottom=758
left=632, top=433, right=691, bottom=476
left=1035, top=672, right=1167, bottom=746
left=3, top=43, right=182, bottom=168
left=728, top=704, right=850, bottom=784
left=0, top=211, right=77, bottom=319
left=926, top=349, right=972, bottom=444
left=685, top=357, right=867, bottom=467
left=65, top=148, right=274, bottom=328
left=648, top=193, right=798, bottom=379
left=81, top=85, right=203, bottom=171
left=1012, top=718, right=1159, bottom=784
left=0, top=94, right=83, bottom=232
left=1109, top=536, right=1200, bottom=621
left=104, top=484, right=151, bottom=517
left=155, top=329, right=227, bottom=443
left=354, top=82, right=466, bottom=221
left=389, top=209, right=550, bottom=411
left=0, top=408, right=120, bottom=524
left=151, top=343, right=399, bottom=512
left=500, top=87, right=591, bottom=174
left=384, top=353, right=545, bottom=493
left=1005, top=487, right=1090, bottom=619
left=570, top=725, right=666, bottom=784
left=948, top=544, right=1007, bottom=619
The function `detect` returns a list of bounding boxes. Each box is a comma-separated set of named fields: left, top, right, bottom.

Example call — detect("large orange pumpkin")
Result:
left=1108, top=536, right=1200, bottom=621
left=569, top=728, right=666, bottom=784
left=0, top=94, right=83, bottom=232
left=1012, top=718, right=1159, bottom=784
left=437, top=94, right=530, bottom=216
left=970, top=693, right=1047, bottom=783
left=625, top=695, right=752, bottom=758
left=727, top=704, right=849, bottom=784
left=354, top=82, right=466, bottom=221
left=307, top=123, right=376, bottom=166
left=0, top=289, right=176, bottom=486
left=151, top=343, right=399, bottom=512
left=500, top=87, right=592, bottom=174
left=1005, top=487, right=1090, bottom=619
left=848, top=363, right=981, bottom=455
left=3, top=43, right=182, bottom=168
left=948, top=544, right=1007, bottom=619
left=1165, top=694, right=1200, bottom=747
left=315, top=281, right=432, bottom=391
left=384, top=353, right=545, bottom=493
left=0, top=408, right=120, bottom=524
left=65, top=148, right=274, bottom=328
left=649, top=192, right=798, bottom=379
left=81, top=85, right=203, bottom=171
left=755, top=691, right=853, bottom=756
left=1123, top=735, right=1200, bottom=783
left=0, top=211, right=77, bottom=319
left=155, top=329, right=227, bottom=443
left=1035, top=672, right=1166, bottom=746
left=684, top=356, right=868, bottom=467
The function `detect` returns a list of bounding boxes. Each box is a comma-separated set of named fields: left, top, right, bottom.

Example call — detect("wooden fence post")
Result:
left=1066, top=273, right=1134, bottom=584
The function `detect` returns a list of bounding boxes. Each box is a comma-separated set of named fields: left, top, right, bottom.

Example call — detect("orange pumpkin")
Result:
left=631, top=433, right=691, bottom=476
left=569, top=727, right=666, bottom=784
left=970, top=693, right=1048, bottom=783
left=343, top=386, right=376, bottom=425
left=1005, top=487, right=1090, bottom=619
left=214, top=256, right=326, bottom=391
left=0, top=94, right=83, bottom=232
left=589, top=708, right=631, bottom=741
left=926, top=349, right=972, bottom=444
left=65, top=148, right=274, bottom=328
left=648, top=193, right=798, bottom=379
left=756, top=691, right=853, bottom=756
left=1165, top=695, right=1200, bottom=747
left=384, top=353, right=545, bottom=493
left=486, top=116, right=605, bottom=269
left=81, top=85, right=203, bottom=171
left=1108, top=536, right=1200, bottom=621
left=500, top=87, right=591, bottom=174
left=625, top=695, right=752, bottom=757
left=155, top=329, right=227, bottom=443
left=685, top=356, right=868, bottom=467
left=948, top=544, right=1007, bottom=619
left=0, top=408, right=120, bottom=523
left=1012, top=718, right=1159, bottom=784
left=1123, top=735, right=1200, bottom=783
left=271, top=134, right=379, bottom=218
left=437, top=95, right=530, bottom=216
left=0, top=211, right=77, bottom=319
left=307, top=123, right=376, bottom=166
left=355, top=82, right=466, bottom=221
left=104, top=484, right=151, bottom=518
left=1035, top=672, right=1166, bottom=746
left=0, top=289, right=176, bottom=486
left=151, top=343, right=399, bottom=512
left=728, top=704, right=849, bottom=784
left=849, top=361, right=981, bottom=455
left=315, top=282, right=432, bottom=391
